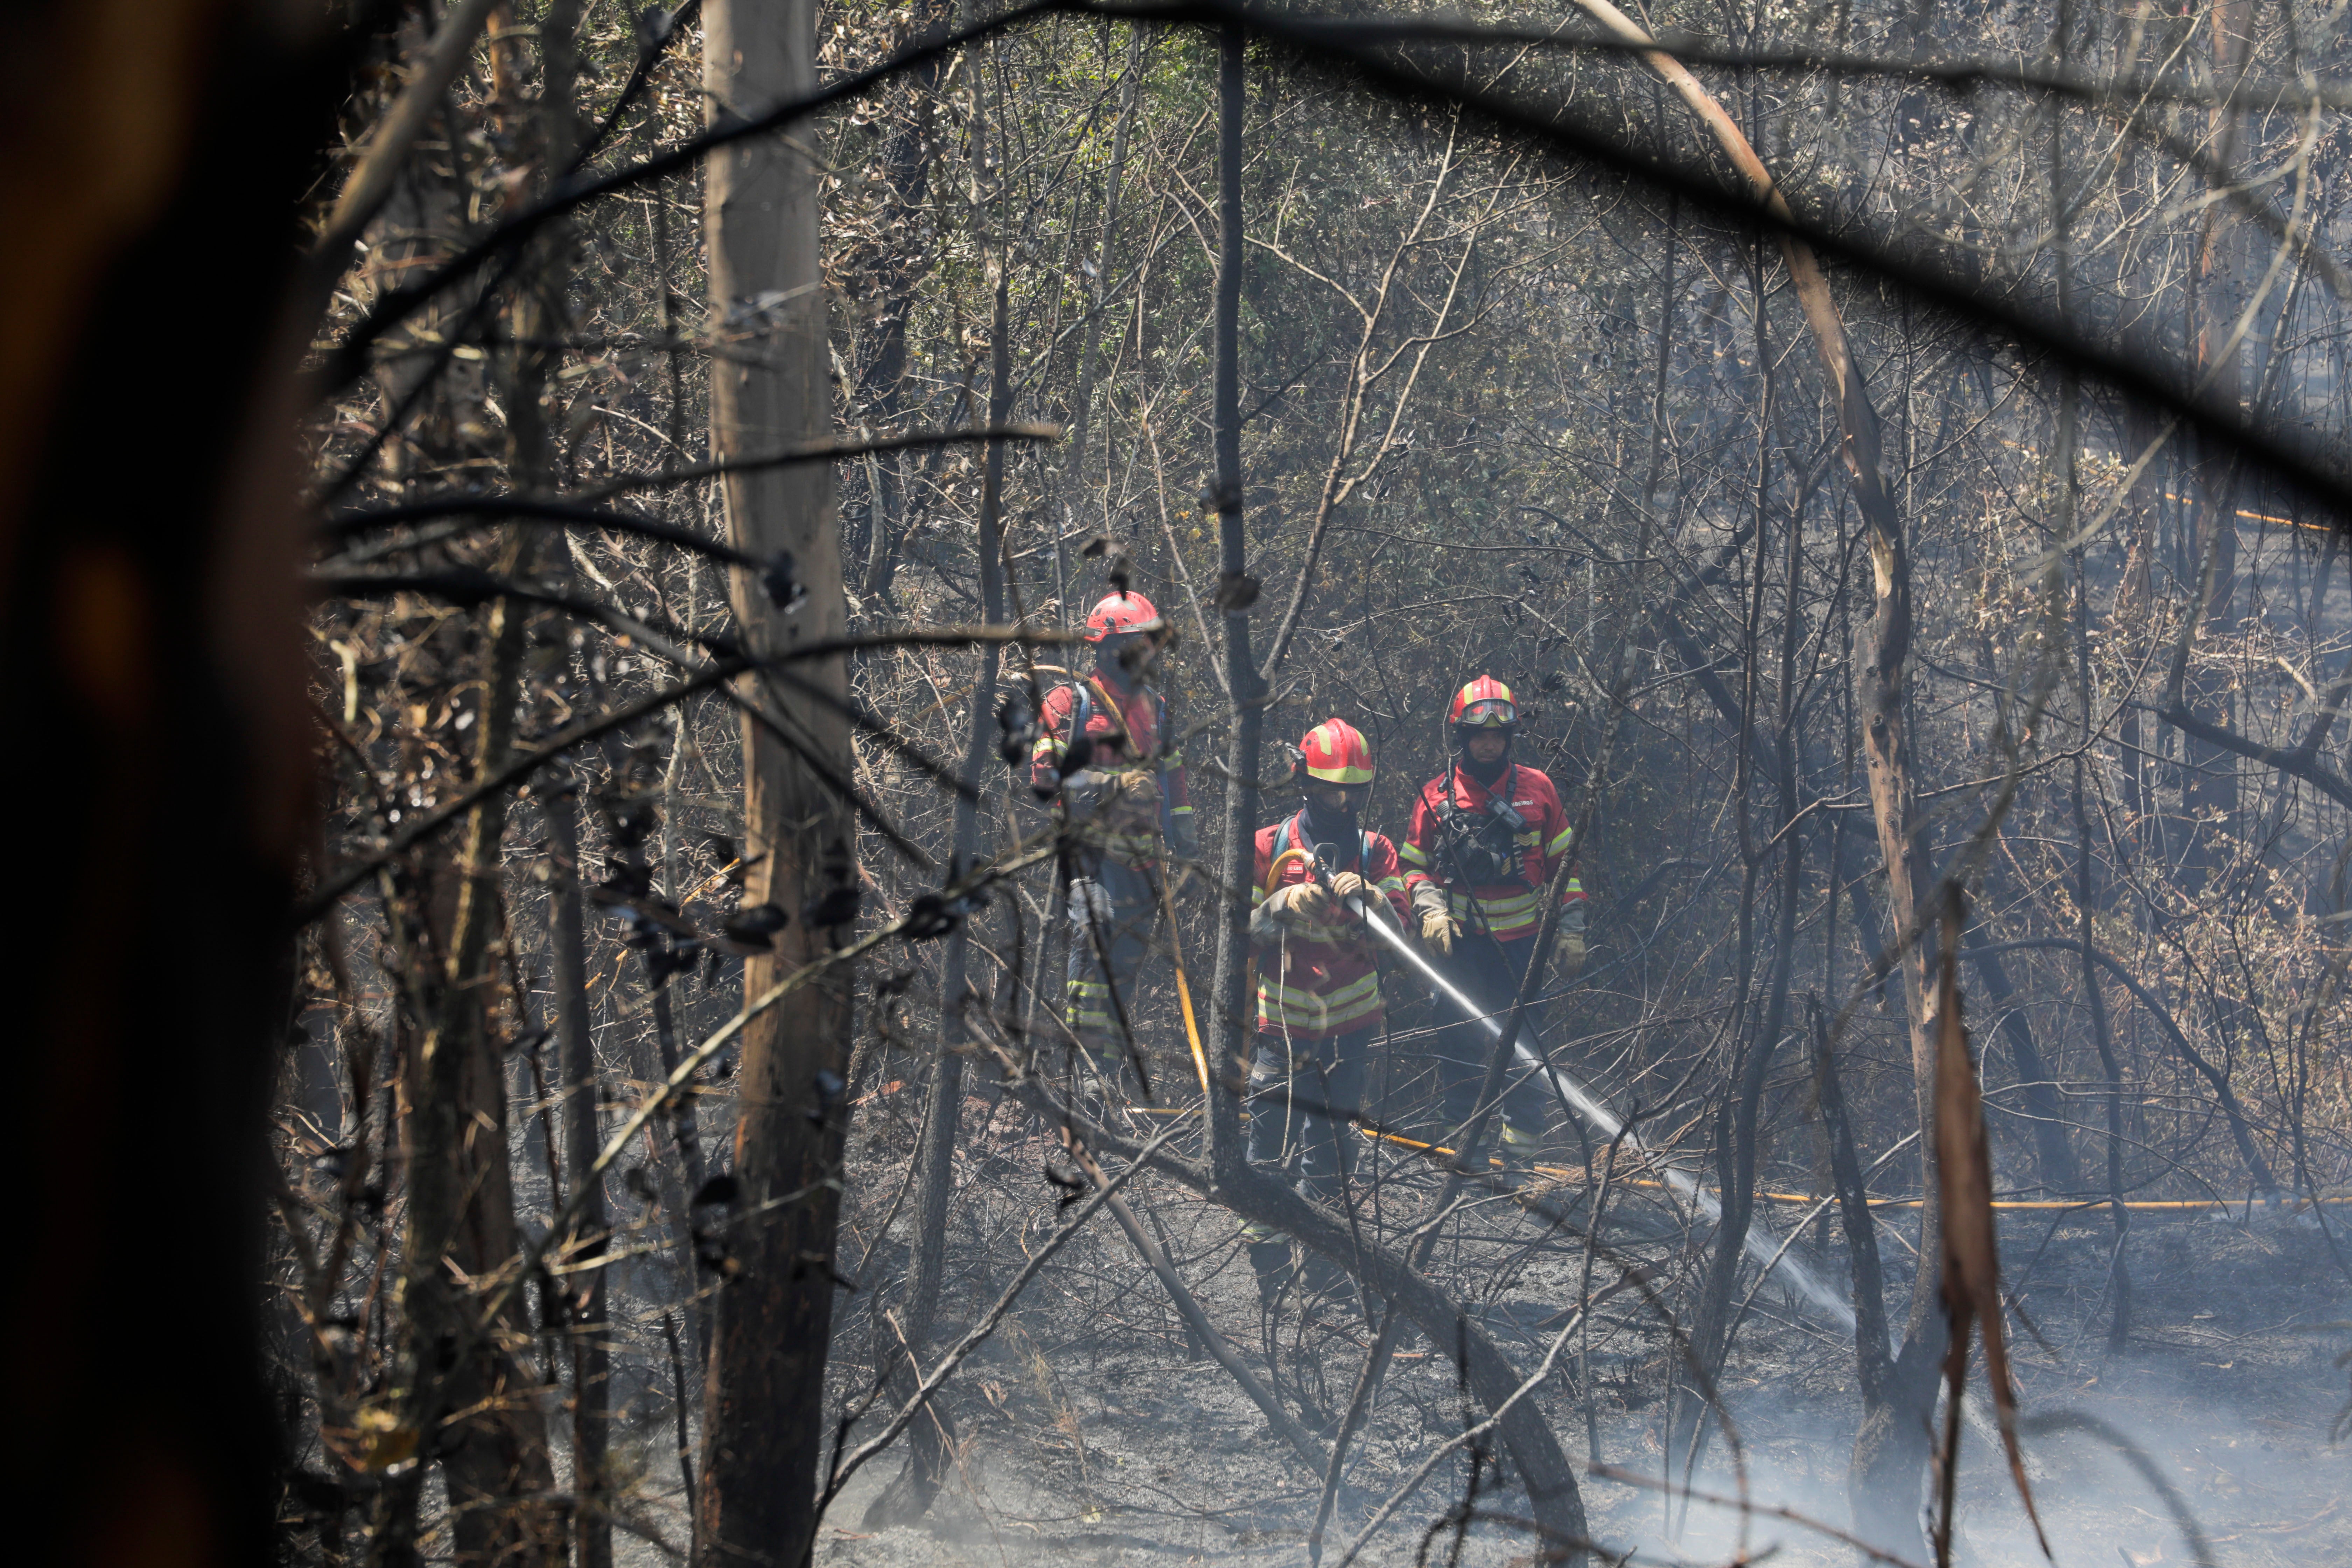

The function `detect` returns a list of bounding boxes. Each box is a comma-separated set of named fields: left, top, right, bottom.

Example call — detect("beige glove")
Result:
left=1104, top=768, right=1161, bottom=828
left=1328, top=870, right=1368, bottom=906
left=1265, top=882, right=1332, bottom=923
left=1554, top=931, right=1587, bottom=980
left=1410, top=883, right=1457, bottom=955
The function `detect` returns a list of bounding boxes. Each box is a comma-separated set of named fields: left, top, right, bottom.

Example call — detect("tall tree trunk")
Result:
left=1, top=7, right=333, bottom=1564
left=2066, top=379, right=2134, bottom=1349
left=1678, top=340, right=1805, bottom=1472
left=2178, top=0, right=2254, bottom=896
left=545, top=783, right=611, bottom=1568
left=378, top=582, right=563, bottom=1568
left=853, top=0, right=953, bottom=603
left=379, top=9, right=582, bottom=1536
left=698, top=2, right=855, bottom=1563
left=1204, top=18, right=1259, bottom=1174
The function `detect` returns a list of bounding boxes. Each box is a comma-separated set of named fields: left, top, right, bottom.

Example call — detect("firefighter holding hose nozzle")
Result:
left=1400, top=676, right=1587, bottom=1173
left=1030, top=590, right=1200, bottom=1087
left=1241, top=717, right=1410, bottom=1306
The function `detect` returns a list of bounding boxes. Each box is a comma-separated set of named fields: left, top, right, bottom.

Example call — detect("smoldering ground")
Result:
left=804, top=1103, right=2352, bottom=1568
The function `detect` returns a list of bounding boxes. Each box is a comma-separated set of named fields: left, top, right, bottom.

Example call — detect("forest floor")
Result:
left=780, top=1076, right=2352, bottom=1568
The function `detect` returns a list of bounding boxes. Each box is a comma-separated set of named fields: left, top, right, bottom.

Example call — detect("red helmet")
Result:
left=1084, top=590, right=1164, bottom=643
left=1297, top=717, right=1375, bottom=786
left=1448, top=675, right=1518, bottom=730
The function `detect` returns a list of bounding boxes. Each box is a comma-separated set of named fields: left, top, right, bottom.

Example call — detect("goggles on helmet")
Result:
left=1455, top=698, right=1517, bottom=728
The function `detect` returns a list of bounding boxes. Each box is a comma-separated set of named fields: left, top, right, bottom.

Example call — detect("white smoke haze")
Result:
left=263, top=3, right=2352, bottom=1565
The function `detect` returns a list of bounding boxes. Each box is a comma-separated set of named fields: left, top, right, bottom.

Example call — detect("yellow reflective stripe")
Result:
left=1546, top=827, right=1575, bottom=857
left=1257, top=970, right=1384, bottom=1030
left=1263, top=969, right=1378, bottom=1002
left=1451, top=888, right=1542, bottom=918
left=1398, top=843, right=1430, bottom=867
left=1375, top=875, right=1407, bottom=895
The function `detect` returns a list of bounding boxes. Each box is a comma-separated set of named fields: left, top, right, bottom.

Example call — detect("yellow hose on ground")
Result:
left=1157, top=871, right=1211, bottom=1096
left=1356, top=1127, right=2341, bottom=1211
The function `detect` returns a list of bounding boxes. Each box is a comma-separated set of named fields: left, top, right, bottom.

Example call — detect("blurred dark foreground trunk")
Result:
left=0, top=2, right=354, bottom=1563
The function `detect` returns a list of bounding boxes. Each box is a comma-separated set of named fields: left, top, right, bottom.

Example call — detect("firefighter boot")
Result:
left=1244, top=1225, right=1296, bottom=1313
left=1496, top=1120, right=1542, bottom=1180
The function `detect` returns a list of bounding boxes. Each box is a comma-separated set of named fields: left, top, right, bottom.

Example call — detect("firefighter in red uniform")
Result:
left=1243, top=717, right=1411, bottom=1301
left=1400, top=676, right=1586, bottom=1170
left=1029, top=590, right=1199, bottom=1077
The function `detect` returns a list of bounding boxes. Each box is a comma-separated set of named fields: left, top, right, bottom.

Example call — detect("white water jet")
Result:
left=1352, top=897, right=2012, bottom=1456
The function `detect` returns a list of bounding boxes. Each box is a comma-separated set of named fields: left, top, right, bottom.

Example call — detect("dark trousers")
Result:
left=1247, top=1026, right=1372, bottom=1205
left=1430, top=933, right=1551, bottom=1142
left=1064, top=855, right=1161, bottom=1069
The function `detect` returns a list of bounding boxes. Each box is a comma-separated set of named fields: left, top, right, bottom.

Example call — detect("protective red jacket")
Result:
left=1028, top=673, right=1194, bottom=856
left=1400, top=761, right=1584, bottom=942
left=1251, top=812, right=1411, bottom=1040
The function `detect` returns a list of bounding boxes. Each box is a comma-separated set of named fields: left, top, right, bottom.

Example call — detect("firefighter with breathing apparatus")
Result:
left=1029, top=590, right=1200, bottom=1083
left=1400, top=676, right=1586, bottom=1171
left=1240, top=716, right=1412, bottom=1306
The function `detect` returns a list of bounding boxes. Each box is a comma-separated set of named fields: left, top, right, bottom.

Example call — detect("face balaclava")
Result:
left=1458, top=732, right=1512, bottom=788
left=1301, top=788, right=1359, bottom=848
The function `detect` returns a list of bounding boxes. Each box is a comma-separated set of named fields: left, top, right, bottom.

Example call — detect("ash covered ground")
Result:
left=797, top=1079, right=2352, bottom=1568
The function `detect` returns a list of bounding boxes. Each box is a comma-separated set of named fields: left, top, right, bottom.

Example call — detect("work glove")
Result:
left=1068, top=877, right=1115, bottom=929
left=1102, top=768, right=1160, bottom=823
left=1420, top=909, right=1458, bottom=955
left=1410, top=884, right=1457, bottom=956
left=1328, top=870, right=1368, bottom=908
left=1166, top=810, right=1200, bottom=862
left=1553, top=931, right=1587, bottom=981
left=1264, top=882, right=1332, bottom=923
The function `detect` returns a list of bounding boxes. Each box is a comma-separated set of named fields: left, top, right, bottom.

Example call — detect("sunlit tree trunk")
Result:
left=698, top=1, right=854, bottom=1562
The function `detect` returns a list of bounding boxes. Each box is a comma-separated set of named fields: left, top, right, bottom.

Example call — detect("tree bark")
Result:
left=379, top=582, right=563, bottom=1568
left=1960, top=924, right=2081, bottom=1195
left=1205, top=18, right=1260, bottom=1174
left=0, top=6, right=334, bottom=1564
left=699, top=2, right=855, bottom=1563
left=544, top=782, right=611, bottom=1568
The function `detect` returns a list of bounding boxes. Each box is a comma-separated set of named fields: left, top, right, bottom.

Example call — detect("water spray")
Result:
left=1340, top=891, right=1848, bottom=1320
left=1336, top=884, right=2015, bottom=1458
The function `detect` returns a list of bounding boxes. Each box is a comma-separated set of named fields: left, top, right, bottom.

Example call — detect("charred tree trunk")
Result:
left=1205, top=18, right=1259, bottom=1173
left=1960, top=923, right=2080, bottom=1195
left=545, top=782, right=611, bottom=1568
left=1813, top=1004, right=1894, bottom=1403
left=378, top=582, right=563, bottom=1568
left=698, top=1, right=855, bottom=1563
left=0, top=6, right=338, bottom=1564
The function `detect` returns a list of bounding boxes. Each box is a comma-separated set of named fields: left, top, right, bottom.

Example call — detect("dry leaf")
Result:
left=1933, top=884, right=2049, bottom=1561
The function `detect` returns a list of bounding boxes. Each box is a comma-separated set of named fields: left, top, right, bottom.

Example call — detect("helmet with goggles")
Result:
left=1447, top=675, right=1518, bottom=734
